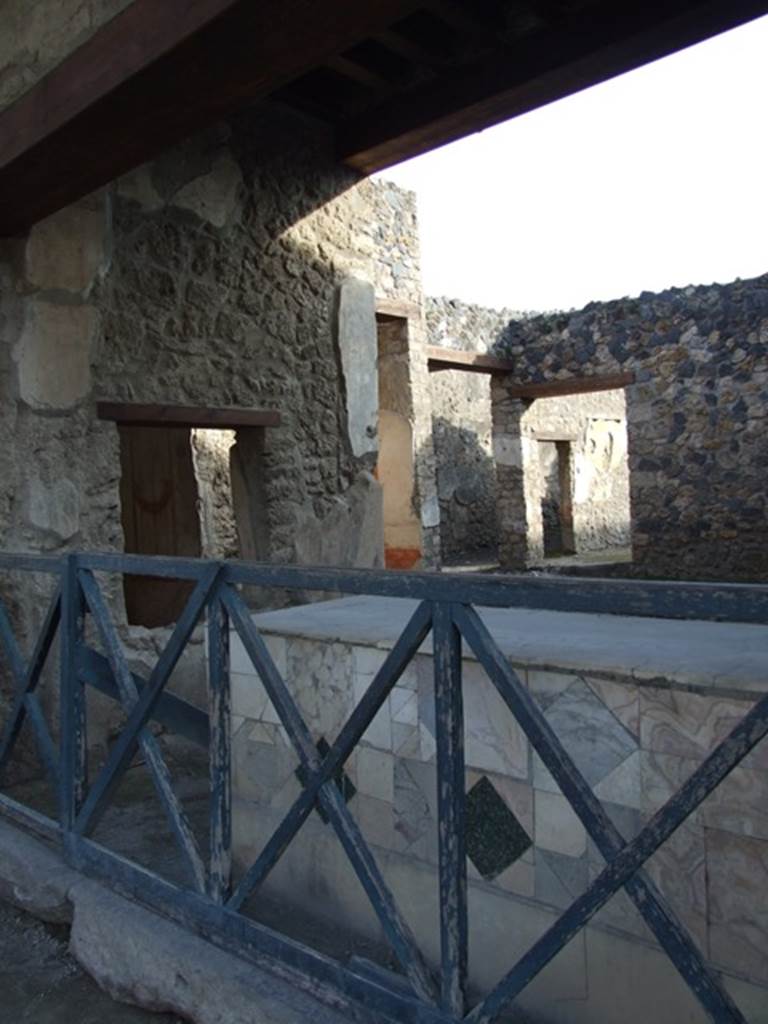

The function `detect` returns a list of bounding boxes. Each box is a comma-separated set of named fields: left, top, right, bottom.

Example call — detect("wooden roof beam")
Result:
left=0, top=0, right=424, bottom=237
left=340, top=0, right=768, bottom=174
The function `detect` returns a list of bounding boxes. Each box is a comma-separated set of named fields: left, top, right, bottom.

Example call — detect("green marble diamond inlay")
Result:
left=465, top=775, right=532, bottom=881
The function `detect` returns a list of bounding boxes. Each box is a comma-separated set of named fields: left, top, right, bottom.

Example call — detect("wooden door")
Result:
left=118, top=425, right=202, bottom=627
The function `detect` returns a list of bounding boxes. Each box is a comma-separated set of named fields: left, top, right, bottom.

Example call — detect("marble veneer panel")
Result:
left=230, top=627, right=768, bottom=997
left=707, top=827, right=768, bottom=984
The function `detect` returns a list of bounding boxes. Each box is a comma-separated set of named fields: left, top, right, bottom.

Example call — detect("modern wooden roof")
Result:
left=0, top=0, right=765, bottom=236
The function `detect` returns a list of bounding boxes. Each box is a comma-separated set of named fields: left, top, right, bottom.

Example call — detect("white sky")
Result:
left=373, top=14, right=768, bottom=313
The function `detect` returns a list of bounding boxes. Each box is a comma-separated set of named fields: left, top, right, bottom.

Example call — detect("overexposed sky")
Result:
left=374, top=14, right=768, bottom=313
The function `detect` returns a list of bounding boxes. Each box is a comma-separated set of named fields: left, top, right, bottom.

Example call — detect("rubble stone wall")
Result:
left=0, top=105, right=427, bottom=753
left=493, top=277, right=768, bottom=580
left=425, top=298, right=514, bottom=560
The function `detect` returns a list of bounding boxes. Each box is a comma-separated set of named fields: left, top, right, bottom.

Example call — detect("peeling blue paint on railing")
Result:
left=0, top=551, right=766, bottom=1024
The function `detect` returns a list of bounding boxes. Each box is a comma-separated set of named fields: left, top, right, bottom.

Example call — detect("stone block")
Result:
left=294, top=471, right=384, bottom=570
left=337, top=277, right=378, bottom=459
left=25, top=203, right=108, bottom=292
left=15, top=300, right=97, bottom=409
left=25, top=474, right=80, bottom=545
left=172, top=153, right=242, bottom=227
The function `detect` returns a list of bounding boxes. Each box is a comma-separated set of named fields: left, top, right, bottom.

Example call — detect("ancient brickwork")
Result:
left=0, top=0, right=133, bottom=110
left=493, top=277, right=768, bottom=580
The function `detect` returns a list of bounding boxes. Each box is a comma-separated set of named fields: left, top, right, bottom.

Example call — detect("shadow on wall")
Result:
left=94, top=105, right=391, bottom=602
left=0, top=101, right=396, bottom=756
left=431, top=416, right=498, bottom=563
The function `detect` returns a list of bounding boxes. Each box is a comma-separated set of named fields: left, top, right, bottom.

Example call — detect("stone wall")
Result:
left=425, top=297, right=630, bottom=564
left=425, top=297, right=516, bottom=561
left=368, top=182, right=440, bottom=567
left=0, top=104, right=438, bottom=753
left=0, top=0, right=133, bottom=110
left=505, top=389, right=630, bottom=565
left=492, top=277, right=768, bottom=580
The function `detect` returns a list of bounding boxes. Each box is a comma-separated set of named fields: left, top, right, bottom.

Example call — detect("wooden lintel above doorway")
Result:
left=507, top=372, right=635, bottom=400
left=426, top=346, right=514, bottom=374
left=97, top=402, right=281, bottom=429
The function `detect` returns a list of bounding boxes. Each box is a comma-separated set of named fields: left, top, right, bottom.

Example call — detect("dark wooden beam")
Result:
left=97, top=403, right=281, bottom=429
left=0, top=0, right=424, bottom=236
left=508, top=371, right=635, bottom=399
left=340, top=0, right=768, bottom=173
left=426, top=347, right=635, bottom=395
left=427, top=346, right=515, bottom=373
left=374, top=28, right=443, bottom=70
left=325, top=56, right=391, bottom=93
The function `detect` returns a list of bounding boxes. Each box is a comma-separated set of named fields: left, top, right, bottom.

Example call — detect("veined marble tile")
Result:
left=535, top=790, right=587, bottom=858
left=393, top=721, right=418, bottom=756
left=493, top=856, right=535, bottom=898
left=646, top=821, right=708, bottom=954
left=535, top=849, right=588, bottom=910
left=542, top=677, right=637, bottom=788
left=391, top=686, right=418, bottom=726
left=248, top=721, right=276, bottom=746
left=230, top=631, right=287, bottom=678
left=586, top=676, right=640, bottom=739
left=396, top=659, right=419, bottom=692
left=532, top=751, right=560, bottom=795
left=393, top=758, right=437, bottom=864
left=232, top=728, right=298, bottom=808
left=230, top=671, right=270, bottom=720
left=587, top=863, right=652, bottom=941
left=586, top=801, right=644, bottom=865
left=594, top=750, right=642, bottom=810
left=463, top=661, right=528, bottom=779
left=639, top=687, right=764, bottom=770
left=356, top=748, right=394, bottom=804
left=353, top=792, right=394, bottom=850
left=353, top=675, right=391, bottom=751
left=700, top=764, right=768, bottom=841
left=641, top=750, right=699, bottom=817
left=707, top=827, right=768, bottom=985
left=528, top=669, right=575, bottom=710
left=353, top=645, right=387, bottom=678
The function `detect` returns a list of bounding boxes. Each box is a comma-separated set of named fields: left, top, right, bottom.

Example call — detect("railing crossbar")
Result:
left=456, top=603, right=757, bottom=1024
left=0, top=587, right=61, bottom=788
left=0, top=552, right=765, bottom=1024
left=73, top=564, right=222, bottom=837
left=224, top=586, right=439, bottom=1006
left=79, top=569, right=208, bottom=894
left=227, top=599, right=433, bottom=912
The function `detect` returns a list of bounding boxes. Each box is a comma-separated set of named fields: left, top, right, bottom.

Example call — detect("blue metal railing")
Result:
left=0, top=550, right=767, bottom=1023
